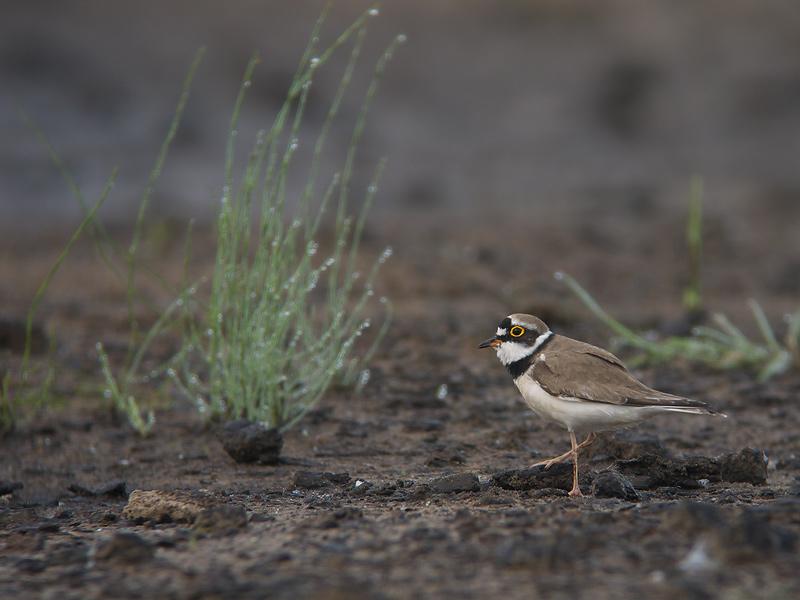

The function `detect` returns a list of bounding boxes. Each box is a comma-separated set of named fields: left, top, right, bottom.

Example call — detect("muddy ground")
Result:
left=2, top=211, right=800, bottom=600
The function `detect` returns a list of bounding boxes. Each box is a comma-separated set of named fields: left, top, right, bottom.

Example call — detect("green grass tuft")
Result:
left=97, top=343, right=155, bottom=436
left=169, top=9, right=399, bottom=429
left=556, top=271, right=800, bottom=381
left=556, top=180, right=799, bottom=381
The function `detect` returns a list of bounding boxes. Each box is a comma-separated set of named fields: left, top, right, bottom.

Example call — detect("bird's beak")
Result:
left=479, top=337, right=501, bottom=349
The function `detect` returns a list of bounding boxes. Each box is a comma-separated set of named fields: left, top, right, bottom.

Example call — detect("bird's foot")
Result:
left=532, top=433, right=598, bottom=470
left=568, top=486, right=584, bottom=498
left=530, top=449, right=574, bottom=470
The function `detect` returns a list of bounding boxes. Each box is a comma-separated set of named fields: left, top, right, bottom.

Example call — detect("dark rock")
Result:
left=719, top=448, right=768, bottom=485
left=16, top=557, right=47, bottom=573
left=94, top=531, right=154, bottom=564
left=293, top=471, right=351, bottom=489
left=350, top=479, right=373, bottom=495
left=614, top=454, right=699, bottom=489
left=365, top=479, right=417, bottom=502
left=615, top=451, right=756, bottom=487
left=683, top=456, right=721, bottom=482
left=37, top=520, right=60, bottom=533
left=0, top=480, right=23, bottom=495
left=492, top=463, right=586, bottom=492
left=591, top=470, right=640, bottom=501
left=429, top=472, right=480, bottom=494
left=218, top=420, right=282, bottom=465
left=68, top=479, right=127, bottom=498
left=193, top=504, right=248, bottom=535
left=617, top=449, right=767, bottom=489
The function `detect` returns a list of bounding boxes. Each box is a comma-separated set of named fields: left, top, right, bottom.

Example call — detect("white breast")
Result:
left=513, top=375, right=650, bottom=433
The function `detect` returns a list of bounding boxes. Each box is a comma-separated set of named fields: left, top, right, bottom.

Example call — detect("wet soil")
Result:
left=2, top=218, right=800, bottom=600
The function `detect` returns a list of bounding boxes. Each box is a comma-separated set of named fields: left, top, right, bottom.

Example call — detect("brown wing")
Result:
left=532, top=338, right=710, bottom=409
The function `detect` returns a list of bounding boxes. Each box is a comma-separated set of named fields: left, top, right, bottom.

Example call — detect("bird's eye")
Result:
left=510, top=326, right=525, bottom=337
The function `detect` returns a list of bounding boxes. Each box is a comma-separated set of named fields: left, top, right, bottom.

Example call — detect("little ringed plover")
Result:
left=480, top=314, right=724, bottom=497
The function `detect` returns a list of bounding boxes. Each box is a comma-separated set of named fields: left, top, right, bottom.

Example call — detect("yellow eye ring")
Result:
left=510, top=326, right=525, bottom=337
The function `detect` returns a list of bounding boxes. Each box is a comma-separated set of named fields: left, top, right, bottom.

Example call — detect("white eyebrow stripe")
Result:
left=511, top=320, right=537, bottom=330
left=530, top=331, right=553, bottom=353
left=496, top=327, right=507, bottom=336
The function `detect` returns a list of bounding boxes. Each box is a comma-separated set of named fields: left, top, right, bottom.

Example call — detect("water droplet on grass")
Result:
left=379, top=246, right=393, bottom=263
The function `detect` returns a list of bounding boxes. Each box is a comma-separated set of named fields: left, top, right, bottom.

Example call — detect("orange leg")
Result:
left=531, top=432, right=596, bottom=470
left=568, top=431, right=584, bottom=497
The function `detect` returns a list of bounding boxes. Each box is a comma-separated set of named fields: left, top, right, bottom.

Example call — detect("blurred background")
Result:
left=4, top=0, right=800, bottom=233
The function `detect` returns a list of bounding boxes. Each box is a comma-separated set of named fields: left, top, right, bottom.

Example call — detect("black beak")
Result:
left=479, top=337, right=500, bottom=349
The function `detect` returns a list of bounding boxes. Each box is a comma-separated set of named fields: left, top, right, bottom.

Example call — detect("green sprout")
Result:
left=169, top=9, right=398, bottom=429
left=557, top=271, right=800, bottom=381
left=683, top=176, right=704, bottom=315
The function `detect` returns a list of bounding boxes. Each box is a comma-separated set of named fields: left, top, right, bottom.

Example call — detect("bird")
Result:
left=479, top=313, right=724, bottom=497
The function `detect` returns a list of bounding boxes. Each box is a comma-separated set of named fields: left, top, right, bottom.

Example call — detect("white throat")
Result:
left=495, top=331, right=553, bottom=366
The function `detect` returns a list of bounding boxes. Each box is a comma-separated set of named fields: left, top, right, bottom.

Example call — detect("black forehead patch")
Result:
left=499, top=317, right=511, bottom=329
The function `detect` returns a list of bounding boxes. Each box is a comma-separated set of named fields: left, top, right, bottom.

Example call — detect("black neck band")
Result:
left=506, top=332, right=553, bottom=379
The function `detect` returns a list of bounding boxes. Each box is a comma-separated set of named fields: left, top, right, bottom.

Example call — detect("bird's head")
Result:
left=479, top=313, right=552, bottom=365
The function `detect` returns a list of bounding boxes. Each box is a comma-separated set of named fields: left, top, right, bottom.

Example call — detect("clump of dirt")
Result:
left=218, top=420, right=283, bottom=465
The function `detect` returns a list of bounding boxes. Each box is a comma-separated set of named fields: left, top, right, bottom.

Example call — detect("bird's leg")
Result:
left=530, top=447, right=574, bottom=470
left=531, top=432, right=597, bottom=470
left=579, top=431, right=597, bottom=450
left=568, top=431, right=583, bottom=497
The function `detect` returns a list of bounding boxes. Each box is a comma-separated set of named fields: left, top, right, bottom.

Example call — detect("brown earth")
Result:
left=1, top=214, right=800, bottom=600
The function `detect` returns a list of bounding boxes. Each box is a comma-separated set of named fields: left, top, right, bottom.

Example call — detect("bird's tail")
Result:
left=654, top=405, right=727, bottom=418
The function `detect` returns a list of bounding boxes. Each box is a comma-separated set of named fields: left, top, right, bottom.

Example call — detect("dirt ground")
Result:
left=2, top=211, right=800, bottom=600
left=4, top=1, right=800, bottom=598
